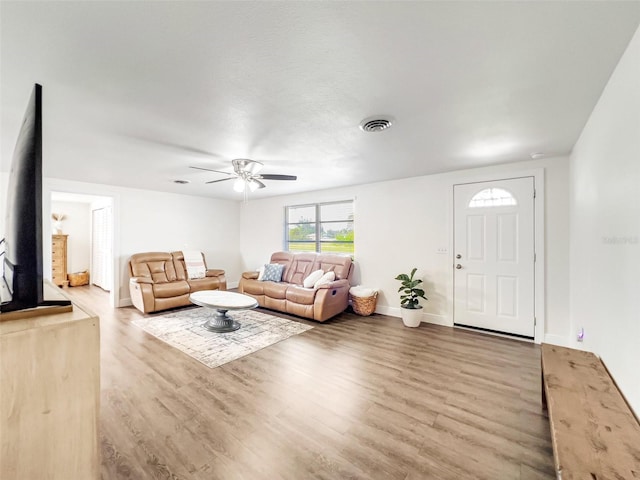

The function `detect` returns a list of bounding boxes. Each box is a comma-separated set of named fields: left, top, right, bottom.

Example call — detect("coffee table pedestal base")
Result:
left=203, top=309, right=241, bottom=333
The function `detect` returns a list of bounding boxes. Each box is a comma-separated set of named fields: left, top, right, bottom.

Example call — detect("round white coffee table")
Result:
left=189, top=290, right=258, bottom=333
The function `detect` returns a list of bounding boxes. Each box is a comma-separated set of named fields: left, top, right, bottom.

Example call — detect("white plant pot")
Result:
left=400, top=306, right=422, bottom=327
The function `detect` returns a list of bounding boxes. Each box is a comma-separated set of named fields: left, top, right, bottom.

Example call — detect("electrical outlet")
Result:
left=577, top=328, right=585, bottom=342
left=436, top=247, right=448, bottom=254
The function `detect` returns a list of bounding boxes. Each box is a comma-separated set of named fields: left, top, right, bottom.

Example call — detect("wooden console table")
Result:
left=0, top=283, right=100, bottom=479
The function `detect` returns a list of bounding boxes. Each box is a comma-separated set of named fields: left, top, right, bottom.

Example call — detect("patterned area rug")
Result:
left=132, top=308, right=313, bottom=368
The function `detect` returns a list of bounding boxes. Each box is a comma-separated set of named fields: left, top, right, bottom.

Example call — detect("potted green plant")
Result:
left=395, top=267, right=428, bottom=327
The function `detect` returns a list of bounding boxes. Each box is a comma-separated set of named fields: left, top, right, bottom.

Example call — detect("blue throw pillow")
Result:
left=261, top=263, right=284, bottom=282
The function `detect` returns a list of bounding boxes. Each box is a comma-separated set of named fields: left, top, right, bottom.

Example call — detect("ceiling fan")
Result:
left=190, top=159, right=297, bottom=193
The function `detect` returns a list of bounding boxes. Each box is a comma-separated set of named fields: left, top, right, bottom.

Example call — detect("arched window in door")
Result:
left=469, top=188, right=517, bottom=208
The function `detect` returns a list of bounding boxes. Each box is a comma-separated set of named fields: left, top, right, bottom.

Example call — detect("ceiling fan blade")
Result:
left=258, top=174, right=297, bottom=181
left=253, top=179, right=266, bottom=189
left=189, top=166, right=234, bottom=176
left=205, top=177, right=235, bottom=184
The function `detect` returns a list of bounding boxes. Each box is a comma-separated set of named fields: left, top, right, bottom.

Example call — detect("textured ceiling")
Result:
left=1, top=1, right=639, bottom=200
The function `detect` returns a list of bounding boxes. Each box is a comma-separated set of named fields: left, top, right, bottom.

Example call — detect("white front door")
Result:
left=453, top=177, right=535, bottom=338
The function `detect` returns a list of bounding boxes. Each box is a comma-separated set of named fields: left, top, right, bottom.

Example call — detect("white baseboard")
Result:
left=119, top=297, right=132, bottom=307
left=374, top=305, right=451, bottom=326
left=543, top=333, right=570, bottom=347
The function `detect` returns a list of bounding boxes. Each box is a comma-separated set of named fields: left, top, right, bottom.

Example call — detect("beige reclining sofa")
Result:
left=129, top=251, right=226, bottom=313
left=239, top=251, right=353, bottom=322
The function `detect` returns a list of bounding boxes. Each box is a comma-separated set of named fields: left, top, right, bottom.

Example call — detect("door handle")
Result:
left=456, top=254, right=462, bottom=259
left=456, top=264, right=462, bottom=269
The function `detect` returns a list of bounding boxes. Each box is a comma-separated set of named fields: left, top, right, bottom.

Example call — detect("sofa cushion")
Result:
left=269, top=252, right=294, bottom=281
left=263, top=281, right=288, bottom=299
left=170, top=251, right=192, bottom=281
left=283, top=253, right=317, bottom=284
left=242, top=278, right=264, bottom=296
left=187, top=277, right=223, bottom=293
left=152, top=280, right=190, bottom=298
left=303, top=269, right=324, bottom=288
left=129, top=252, right=178, bottom=283
left=313, top=254, right=352, bottom=281
left=286, top=286, right=316, bottom=305
left=262, top=263, right=285, bottom=282
left=147, top=261, right=178, bottom=283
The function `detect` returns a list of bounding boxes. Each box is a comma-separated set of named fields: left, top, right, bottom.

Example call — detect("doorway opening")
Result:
left=50, top=191, right=115, bottom=306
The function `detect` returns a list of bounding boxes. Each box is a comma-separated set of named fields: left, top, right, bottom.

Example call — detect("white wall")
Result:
left=42, top=178, right=242, bottom=306
left=240, top=156, right=570, bottom=341
left=0, top=173, right=7, bottom=236
left=51, top=200, right=91, bottom=273
left=569, top=26, right=640, bottom=415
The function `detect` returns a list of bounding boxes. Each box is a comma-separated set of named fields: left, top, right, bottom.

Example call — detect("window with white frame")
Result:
left=285, top=200, right=354, bottom=255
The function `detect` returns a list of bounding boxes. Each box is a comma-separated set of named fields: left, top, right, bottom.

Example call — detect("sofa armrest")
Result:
left=314, top=279, right=350, bottom=290
left=130, top=276, right=153, bottom=284
left=242, top=271, right=259, bottom=280
left=313, top=279, right=351, bottom=321
left=206, top=269, right=225, bottom=278
left=129, top=278, right=155, bottom=313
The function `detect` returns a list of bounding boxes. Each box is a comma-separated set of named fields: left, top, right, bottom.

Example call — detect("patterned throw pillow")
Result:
left=261, top=263, right=285, bottom=282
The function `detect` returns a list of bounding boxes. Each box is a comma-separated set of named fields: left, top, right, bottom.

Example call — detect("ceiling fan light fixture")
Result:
left=233, top=178, right=246, bottom=192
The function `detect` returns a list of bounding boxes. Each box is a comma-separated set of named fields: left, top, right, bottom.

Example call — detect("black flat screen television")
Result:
left=1, top=84, right=70, bottom=313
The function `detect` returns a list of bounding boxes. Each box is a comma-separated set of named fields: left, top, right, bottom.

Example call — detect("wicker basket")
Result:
left=68, top=271, right=89, bottom=287
left=350, top=292, right=378, bottom=316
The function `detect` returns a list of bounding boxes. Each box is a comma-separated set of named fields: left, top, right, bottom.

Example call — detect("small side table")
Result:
left=189, top=290, right=258, bottom=333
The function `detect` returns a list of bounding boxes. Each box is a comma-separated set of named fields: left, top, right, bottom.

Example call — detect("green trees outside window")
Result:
left=285, top=201, right=354, bottom=254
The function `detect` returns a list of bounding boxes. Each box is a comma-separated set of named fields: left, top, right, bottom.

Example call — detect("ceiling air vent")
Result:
left=359, top=116, right=393, bottom=133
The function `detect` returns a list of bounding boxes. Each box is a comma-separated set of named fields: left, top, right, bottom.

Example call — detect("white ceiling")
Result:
left=2, top=1, right=639, bottom=200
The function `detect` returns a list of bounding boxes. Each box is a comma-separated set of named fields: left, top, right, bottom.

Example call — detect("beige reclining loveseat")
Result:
left=129, top=251, right=226, bottom=313
left=239, top=251, right=353, bottom=322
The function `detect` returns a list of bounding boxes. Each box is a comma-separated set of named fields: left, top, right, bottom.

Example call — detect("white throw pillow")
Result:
left=303, top=269, right=324, bottom=288
left=314, top=271, right=335, bottom=289
left=257, top=265, right=266, bottom=281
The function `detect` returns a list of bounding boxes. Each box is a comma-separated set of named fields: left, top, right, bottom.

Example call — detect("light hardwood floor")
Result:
left=64, top=285, right=554, bottom=480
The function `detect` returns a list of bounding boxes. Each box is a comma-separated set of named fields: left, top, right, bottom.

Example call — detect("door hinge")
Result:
left=534, top=317, right=537, bottom=326
left=534, top=189, right=536, bottom=199
left=534, top=252, right=537, bottom=262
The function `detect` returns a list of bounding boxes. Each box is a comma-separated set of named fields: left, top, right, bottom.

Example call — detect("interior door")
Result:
left=91, top=206, right=112, bottom=291
left=453, top=177, right=535, bottom=338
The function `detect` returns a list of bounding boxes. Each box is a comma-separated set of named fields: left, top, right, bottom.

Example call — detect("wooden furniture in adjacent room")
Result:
left=0, top=283, right=100, bottom=479
left=51, top=234, right=69, bottom=287
left=541, top=343, right=640, bottom=480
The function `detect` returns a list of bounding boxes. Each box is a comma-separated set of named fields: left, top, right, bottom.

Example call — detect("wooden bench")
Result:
left=541, top=343, right=640, bottom=479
